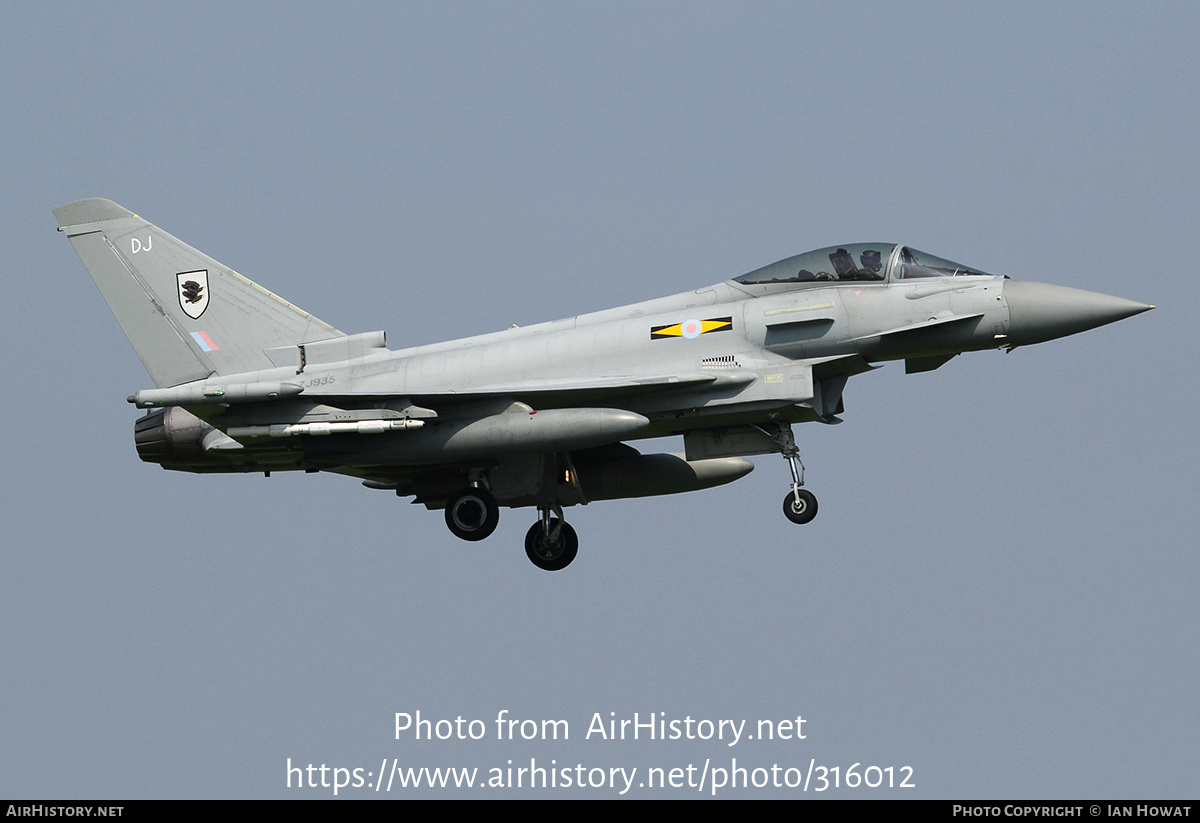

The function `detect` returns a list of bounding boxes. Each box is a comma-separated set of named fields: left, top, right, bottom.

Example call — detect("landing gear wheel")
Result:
left=524, top=518, right=578, bottom=571
left=783, top=489, right=818, bottom=524
left=444, top=487, right=499, bottom=541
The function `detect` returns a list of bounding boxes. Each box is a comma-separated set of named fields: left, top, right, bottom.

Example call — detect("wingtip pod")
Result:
left=53, top=198, right=136, bottom=230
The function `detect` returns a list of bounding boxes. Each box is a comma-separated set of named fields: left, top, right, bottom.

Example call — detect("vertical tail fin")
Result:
left=54, top=198, right=342, bottom=388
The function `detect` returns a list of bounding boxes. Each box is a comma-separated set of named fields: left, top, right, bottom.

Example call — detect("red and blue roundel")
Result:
left=650, top=316, right=733, bottom=340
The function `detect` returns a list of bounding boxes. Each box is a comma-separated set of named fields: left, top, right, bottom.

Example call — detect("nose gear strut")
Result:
left=755, top=422, right=819, bottom=525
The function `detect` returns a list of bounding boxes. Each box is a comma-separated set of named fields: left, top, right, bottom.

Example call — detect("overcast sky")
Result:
left=2, top=2, right=1195, bottom=798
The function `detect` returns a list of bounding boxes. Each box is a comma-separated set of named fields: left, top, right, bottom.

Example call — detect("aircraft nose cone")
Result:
left=1004, top=280, right=1153, bottom=346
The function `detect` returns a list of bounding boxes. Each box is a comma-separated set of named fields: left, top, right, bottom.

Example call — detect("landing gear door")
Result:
left=684, top=426, right=780, bottom=460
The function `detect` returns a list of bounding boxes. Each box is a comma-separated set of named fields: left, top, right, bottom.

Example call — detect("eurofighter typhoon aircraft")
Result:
left=56, top=199, right=1152, bottom=570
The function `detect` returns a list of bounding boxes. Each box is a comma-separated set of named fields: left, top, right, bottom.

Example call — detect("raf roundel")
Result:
left=649, top=316, right=734, bottom=340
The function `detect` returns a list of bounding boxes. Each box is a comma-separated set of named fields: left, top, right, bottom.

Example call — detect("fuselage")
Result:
left=166, top=242, right=1149, bottom=457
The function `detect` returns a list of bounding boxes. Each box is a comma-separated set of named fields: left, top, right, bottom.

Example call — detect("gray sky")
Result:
left=2, top=2, right=1195, bottom=798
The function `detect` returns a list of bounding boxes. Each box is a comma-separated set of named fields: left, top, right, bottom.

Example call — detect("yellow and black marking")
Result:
left=650, top=316, right=734, bottom=340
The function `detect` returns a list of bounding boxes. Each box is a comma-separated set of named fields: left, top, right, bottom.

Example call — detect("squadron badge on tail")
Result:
left=177, top=269, right=209, bottom=319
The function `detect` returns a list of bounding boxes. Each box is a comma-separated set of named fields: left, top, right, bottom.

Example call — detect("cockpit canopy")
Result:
left=732, top=244, right=993, bottom=286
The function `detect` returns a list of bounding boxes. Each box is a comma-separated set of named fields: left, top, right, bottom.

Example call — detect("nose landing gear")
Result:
left=783, top=487, right=818, bottom=524
left=757, top=422, right=819, bottom=526
left=781, top=439, right=817, bottom=524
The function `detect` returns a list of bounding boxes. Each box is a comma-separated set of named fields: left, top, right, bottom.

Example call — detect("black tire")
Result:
left=524, top=518, right=579, bottom=571
left=782, top=489, right=818, bottom=524
left=444, top=487, right=500, bottom=541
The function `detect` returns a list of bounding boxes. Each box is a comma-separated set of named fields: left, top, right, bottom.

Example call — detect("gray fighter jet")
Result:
left=55, top=198, right=1152, bottom=570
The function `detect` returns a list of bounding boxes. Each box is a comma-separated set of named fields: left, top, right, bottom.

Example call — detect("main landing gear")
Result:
left=524, top=506, right=578, bottom=572
left=444, top=485, right=579, bottom=571
left=444, top=485, right=499, bottom=541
